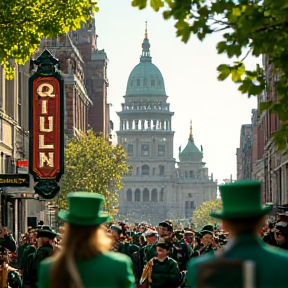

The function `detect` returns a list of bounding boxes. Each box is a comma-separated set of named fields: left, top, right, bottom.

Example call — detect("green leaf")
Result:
left=217, top=64, right=231, bottom=81
left=259, top=101, right=273, bottom=112
left=131, top=0, right=147, bottom=8
left=150, top=0, right=164, bottom=11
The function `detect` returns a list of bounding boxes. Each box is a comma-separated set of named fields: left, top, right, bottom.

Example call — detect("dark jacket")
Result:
left=25, top=244, right=54, bottom=287
left=187, top=234, right=288, bottom=288
left=0, top=234, right=16, bottom=252
left=150, top=257, right=180, bottom=288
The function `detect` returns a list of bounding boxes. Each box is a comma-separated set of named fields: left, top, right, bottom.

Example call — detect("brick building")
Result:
left=0, top=18, right=110, bottom=237
left=238, top=54, right=288, bottom=208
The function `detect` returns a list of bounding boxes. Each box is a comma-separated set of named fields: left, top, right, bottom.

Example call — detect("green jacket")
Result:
left=20, top=244, right=36, bottom=284
left=17, top=242, right=28, bottom=264
left=37, top=251, right=136, bottom=288
left=186, top=234, right=288, bottom=288
left=118, top=242, right=139, bottom=258
left=150, top=256, right=180, bottom=288
left=26, top=244, right=54, bottom=286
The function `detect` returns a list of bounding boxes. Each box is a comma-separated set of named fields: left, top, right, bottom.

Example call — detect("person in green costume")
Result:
left=25, top=225, right=57, bottom=288
left=20, top=229, right=37, bottom=288
left=186, top=180, right=288, bottom=288
left=37, top=192, right=135, bottom=288
left=140, top=240, right=180, bottom=288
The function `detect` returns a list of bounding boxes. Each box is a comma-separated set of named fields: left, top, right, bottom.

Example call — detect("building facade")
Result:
left=237, top=123, right=253, bottom=180
left=0, top=18, right=110, bottom=237
left=238, top=54, right=288, bottom=209
left=116, top=29, right=217, bottom=226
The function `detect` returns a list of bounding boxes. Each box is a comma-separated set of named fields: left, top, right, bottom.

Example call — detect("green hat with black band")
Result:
left=58, top=192, right=109, bottom=226
left=210, top=181, right=272, bottom=219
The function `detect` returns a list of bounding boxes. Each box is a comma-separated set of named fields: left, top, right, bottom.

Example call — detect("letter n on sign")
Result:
left=29, top=49, right=64, bottom=199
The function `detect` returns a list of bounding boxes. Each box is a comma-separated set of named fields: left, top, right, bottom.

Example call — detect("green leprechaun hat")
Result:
left=58, top=192, right=109, bottom=226
left=210, top=180, right=272, bottom=219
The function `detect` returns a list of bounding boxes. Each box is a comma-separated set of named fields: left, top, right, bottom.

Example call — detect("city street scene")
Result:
left=1, top=0, right=288, bottom=287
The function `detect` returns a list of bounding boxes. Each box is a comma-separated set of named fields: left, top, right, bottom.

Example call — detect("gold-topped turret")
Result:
left=189, top=120, right=194, bottom=141
left=145, top=21, right=148, bottom=39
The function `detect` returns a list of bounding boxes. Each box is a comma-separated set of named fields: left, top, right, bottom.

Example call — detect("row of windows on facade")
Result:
left=128, top=164, right=165, bottom=176
left=130, top=78, right=162, bottom=89
left=126, top=144, right=165, bottom=157
left=126, top=188, right=164, bottom=202
left=126, top=189, right=196, bottom=211
left=120, top=119, right=171, bottom=131
left=128, top=164, right=203, bottom=179
left=122, top=104, right=169, bottom=111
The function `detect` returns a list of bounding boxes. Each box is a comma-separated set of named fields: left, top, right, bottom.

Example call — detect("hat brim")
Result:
left=58, top=210, right=109, bottom=226
left=210, top=205, right=272, bottom=219
left=200, top=230, right=213, bottom=236
left=37, top=229, right=58, bottom=240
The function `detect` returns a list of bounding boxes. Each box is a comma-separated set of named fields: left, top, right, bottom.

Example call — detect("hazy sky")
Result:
left=95, top=0, right=258, bottom=184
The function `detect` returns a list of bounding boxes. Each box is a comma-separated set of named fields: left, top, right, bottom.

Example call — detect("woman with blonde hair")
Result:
left=37, top=192, right=135, bottom=288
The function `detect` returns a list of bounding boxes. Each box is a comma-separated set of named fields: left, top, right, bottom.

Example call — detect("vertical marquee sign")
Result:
left=29, top=50, right=64, bottom=199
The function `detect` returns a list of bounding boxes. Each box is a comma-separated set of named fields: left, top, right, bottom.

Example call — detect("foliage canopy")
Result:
left=131, top=0, right=288, bottom=148
left=192, top=199, right=222, bottom=229
left=57, top=130, right=129, bottom=219
left=0, top=0, right=98, bottom=79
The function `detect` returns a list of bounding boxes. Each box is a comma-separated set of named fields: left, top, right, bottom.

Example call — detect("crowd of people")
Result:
left=1, top=181, right=288, bottom=287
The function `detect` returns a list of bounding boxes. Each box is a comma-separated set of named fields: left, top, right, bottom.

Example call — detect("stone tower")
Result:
left=176, top=121, right=217, bottom=220
left=116, top=25, right=176, bottom=225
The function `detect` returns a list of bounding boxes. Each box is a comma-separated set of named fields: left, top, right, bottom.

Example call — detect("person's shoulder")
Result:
left=187, top=251, right=215, bottom=269
left=167, top=256, right=179, bottom=264
left=102, top=251, right=132, bottom=263
left=39, top=256, right=54, bottom=272
left=263, top=243, right=288, bottom=261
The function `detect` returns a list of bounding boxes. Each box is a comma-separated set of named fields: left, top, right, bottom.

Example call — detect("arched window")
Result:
left=142, top=165, right=150, bottom=176
left=160, top=188, right=164, bottom=202
left=135, top=189, right=141, bottom=202
left=151, top=189, right=158, bottom=202
left=143, top=188, right=149, bottom=202
left=126, top=189, right=132, bottom=202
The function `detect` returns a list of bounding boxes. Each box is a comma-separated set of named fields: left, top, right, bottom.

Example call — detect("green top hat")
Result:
left=210, top=180, right=272, bottom=219
left=58, top=192, right=109, bottom=226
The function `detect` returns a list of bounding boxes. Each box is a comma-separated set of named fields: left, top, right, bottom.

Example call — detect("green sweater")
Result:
left=150, top=257, right=180, bottom=288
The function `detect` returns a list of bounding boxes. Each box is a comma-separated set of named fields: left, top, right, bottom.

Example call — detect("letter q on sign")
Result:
left=37, top=83, right=55, bottom=98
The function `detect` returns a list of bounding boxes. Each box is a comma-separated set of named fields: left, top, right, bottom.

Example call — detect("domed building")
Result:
left=116, top=27, right=216, bottom=226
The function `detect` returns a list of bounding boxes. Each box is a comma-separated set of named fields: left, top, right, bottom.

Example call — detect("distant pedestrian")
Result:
left=140, top=240, right=180, bottom=288
left=37, top=192, right=135, bottom=288
left=186, top=180, right=288, bottom=288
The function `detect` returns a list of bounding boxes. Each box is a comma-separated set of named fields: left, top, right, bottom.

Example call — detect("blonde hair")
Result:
left=50, top=223, right=113, bottom=288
